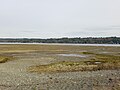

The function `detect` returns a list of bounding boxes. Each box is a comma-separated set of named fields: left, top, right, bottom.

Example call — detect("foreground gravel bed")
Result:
left=0, top=51, right=119, bottom=90
left=0, top=64, right=120, bottom=90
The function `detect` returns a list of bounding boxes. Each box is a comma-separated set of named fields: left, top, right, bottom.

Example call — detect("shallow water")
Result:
left=57, top=54, right=87, bottom=57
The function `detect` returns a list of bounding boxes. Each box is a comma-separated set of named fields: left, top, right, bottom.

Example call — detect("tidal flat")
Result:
left=0, top=44, right=120, bottom=90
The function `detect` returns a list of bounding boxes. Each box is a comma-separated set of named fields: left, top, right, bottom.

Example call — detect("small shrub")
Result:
left=0, top=56, right=13, bottom=63
left=82, top=52, right=94, bottom=54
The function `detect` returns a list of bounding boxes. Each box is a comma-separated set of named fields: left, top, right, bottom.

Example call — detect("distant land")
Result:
left=0, top=37, right=120, bottom=44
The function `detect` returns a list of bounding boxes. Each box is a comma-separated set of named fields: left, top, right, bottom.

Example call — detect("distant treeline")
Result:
left=0, top=37, right=120, bottom=44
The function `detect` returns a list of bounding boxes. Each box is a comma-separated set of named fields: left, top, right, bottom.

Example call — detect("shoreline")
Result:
left=0, top=42, right=120, bottom=47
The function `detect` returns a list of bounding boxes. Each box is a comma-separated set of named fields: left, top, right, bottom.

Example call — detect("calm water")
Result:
left=57, top=54, right=87, bottom=57
left=0, top=43, right=120, bottom=47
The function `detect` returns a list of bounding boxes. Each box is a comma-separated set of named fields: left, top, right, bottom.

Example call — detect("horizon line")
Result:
left=0, top=36, right=119, bottom=39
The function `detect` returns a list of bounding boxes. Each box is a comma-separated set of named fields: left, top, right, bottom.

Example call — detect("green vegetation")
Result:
left=28, top=52, right=120, bottom=73
left=28, top=61, right=97, bottom=73
left=0, top=44, right=119, bottom=73
left=0, top=37, right=120, bottom=44
left=0, top=56, right=14, bottom=63
left=0, top=44, right=119, bottom=90
left=82, top=52, right=94, bottom=54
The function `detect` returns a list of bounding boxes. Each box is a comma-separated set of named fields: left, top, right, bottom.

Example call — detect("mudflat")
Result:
left=0, top=44, right=120, bottom=90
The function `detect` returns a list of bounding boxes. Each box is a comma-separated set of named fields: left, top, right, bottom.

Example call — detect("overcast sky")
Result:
left=0, top=0, right=120, bottom=38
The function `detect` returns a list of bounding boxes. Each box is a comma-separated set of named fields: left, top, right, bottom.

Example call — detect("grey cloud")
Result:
left=67, top=26, right=120, bottom=37
left=0, top=0, right=120, bottom=38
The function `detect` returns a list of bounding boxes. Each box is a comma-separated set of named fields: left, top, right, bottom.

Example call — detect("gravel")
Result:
left=0, top=53, right=120, bottom=90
